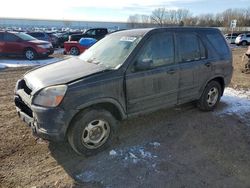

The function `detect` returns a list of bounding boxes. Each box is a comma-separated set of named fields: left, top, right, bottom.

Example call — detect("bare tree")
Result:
left=151, top=8, right=167, bottom=27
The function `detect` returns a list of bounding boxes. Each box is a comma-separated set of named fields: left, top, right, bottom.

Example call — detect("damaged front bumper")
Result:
left=14, top=84, right=70, bottom=142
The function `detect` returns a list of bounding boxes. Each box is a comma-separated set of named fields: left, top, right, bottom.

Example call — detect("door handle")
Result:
left=167, top=69, right=176, bottom=74
left=205, top=62, right=211, bottom=67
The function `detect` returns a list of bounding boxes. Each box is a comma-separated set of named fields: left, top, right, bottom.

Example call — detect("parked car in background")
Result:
left=225, top=36, right=237, bottom=44
left=28, top=32, right=52, bottom=42
left=69, top=28, right=108, bottom=41
left=64, top=37, right=97, bottom=55
left=47, top=32, right=59, bottom=48
left=56, top=32, right=81, bottom=48
left=14, top=27, right=232, bottom=155
left=0, top=31, right=54, bottom=60
left=235, top=33, right=250, bottom=46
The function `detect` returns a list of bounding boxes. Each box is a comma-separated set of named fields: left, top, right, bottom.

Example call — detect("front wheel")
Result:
left=241, top=41, right=248, bottom=46
left=69, top=46, right=80, bottom=55
left=67, top=109, right=119, bottom=155
left=24, top=49, right=37, bottom=60
left=197, top=81, right=222, bottom=111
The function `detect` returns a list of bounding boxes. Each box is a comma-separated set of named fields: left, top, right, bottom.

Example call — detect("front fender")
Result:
left=75, top=97, right=127, bottom=120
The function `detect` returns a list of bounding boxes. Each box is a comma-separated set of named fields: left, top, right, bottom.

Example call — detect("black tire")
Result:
left=241, top=41, right=247, bottom=46
left=67, top=108, right=119, bottom=156
left=69, top=46, right=80, bottom=55
left=24, top=48, right=37, bottom=60
left=197, top=81, right=222, bottom=111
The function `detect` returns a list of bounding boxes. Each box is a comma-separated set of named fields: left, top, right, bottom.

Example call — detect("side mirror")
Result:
left=134, top=59, right=153, bottom=71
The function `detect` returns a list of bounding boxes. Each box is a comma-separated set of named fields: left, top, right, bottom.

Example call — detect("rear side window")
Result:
left=176, top=33, right=206, bottom=63
left=206, top=32, right=229, bottom=56
left=247, top=34, right=250, bottom=37
left=0, top=33, right=3, bottom=41
left=4, top=33, right=19, bottom=42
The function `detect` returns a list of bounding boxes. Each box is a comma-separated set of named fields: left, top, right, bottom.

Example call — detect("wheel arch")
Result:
left=199, top=76, right=225, bottom=98
left=65, top=98, right=127, bottom=137
left=23, top=47, right=37, bottom=54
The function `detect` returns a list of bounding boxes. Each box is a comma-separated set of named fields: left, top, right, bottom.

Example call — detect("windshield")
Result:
left=15, top=32, right=36, bottom=41
left=79, top=34, right=142, bottom=69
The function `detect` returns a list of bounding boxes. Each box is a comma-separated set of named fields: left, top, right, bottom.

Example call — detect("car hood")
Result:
left=24, top=57, right=107, bottom=93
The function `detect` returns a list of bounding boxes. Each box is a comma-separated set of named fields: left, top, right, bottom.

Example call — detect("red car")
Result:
left=64, top=38, right=97, bottom=55
left=64, top=41, right=87, bottom=55
left=0, top=31, right=54, bottom=60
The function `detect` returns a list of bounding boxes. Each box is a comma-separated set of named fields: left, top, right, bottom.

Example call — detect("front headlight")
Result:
left=33, top=85, right=67, bottom=107
left=37, top=44, right=52, bottom=48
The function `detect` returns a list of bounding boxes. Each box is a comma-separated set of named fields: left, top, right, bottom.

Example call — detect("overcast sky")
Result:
left=0, top=0, right=248, bottom=22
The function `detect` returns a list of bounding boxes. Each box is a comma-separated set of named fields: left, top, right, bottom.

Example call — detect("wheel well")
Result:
left=89, top=103, right=123, bottom=121
left=70, top=46, right=79, bottom=50
left=23, top=47, right=36, bottom=54
left=66, top=102, right=123, bottom=138
left=210, top=77, right=225, bottom=95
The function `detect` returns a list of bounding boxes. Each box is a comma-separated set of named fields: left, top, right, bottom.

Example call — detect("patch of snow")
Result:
left=54, top=48, right=65, bottom=55
left=109, top=150, right=117, bottom=156
left=0, top=64, right=6, bottom=69
left=75, top=170, right=96, bottom=183
left=149, top=142, right=161, bottom=147
left=216, top=88, right=250, bottom=123
left=0, top=57, right=62, bottom=68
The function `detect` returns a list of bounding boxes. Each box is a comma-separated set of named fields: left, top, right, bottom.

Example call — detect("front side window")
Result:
left=177, top=33, right=205, bottom=63
left=15, top=32, right=36, bottom=41
left=136, top=32, right=175, bottom=69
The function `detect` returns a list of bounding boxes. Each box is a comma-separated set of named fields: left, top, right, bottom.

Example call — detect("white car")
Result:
left=235, top=33, right=250, bottom=46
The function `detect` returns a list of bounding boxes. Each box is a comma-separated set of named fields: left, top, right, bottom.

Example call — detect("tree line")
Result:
left=127, top=8, right=250, bottom=31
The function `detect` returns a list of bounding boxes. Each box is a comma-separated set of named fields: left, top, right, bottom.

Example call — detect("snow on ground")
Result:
left=0, top=57, right=62, bottom=69
left=53, top=48, right=65, bottom=55
left=216, top=87, right=250, bottom=125
left=75, top=142, right=162, bottom=183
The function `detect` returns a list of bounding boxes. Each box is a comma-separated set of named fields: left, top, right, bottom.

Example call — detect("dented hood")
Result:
left=24, top=57, right=107, bottom=93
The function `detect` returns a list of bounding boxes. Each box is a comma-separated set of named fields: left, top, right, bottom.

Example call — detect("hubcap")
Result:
left=26, top=50, right=34, bottom=60
left=70, top=47, right=79, bottom=55
left=81, top=119, right=110, bottom=149
left=207, top=87, right=219, bottom=107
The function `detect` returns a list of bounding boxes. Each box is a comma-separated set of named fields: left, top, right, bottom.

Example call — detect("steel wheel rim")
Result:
left=81, top=119, right=110, bottom=149
left=26, top=50, right=34, bottom=60
left=70, top=47, right=79, bottom=55
left=207, top=87, right=219, bottom=107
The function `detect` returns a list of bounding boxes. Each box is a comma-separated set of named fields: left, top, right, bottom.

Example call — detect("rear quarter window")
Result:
left=206, top=32, right=229, bottom=56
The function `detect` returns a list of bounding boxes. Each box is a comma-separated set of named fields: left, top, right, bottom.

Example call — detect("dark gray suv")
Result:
left=14, top=27, right=233, bottom=155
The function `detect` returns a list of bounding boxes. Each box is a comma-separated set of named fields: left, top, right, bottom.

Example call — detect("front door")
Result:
left=125, top=31, right=179, bottom=114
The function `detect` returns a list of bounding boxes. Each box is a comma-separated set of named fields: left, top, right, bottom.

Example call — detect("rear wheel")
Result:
left=241, top=41, right=247, bottom=46
left=197, top=81, right=222, bottom=111
left=68, top=108, right=119, bottom=155
left=69, top=47, right=80, bottom=55
left=24, top=49, right=37, bottom=60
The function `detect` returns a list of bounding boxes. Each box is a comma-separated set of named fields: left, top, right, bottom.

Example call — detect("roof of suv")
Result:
left=110, top=27, right=220, bottom=37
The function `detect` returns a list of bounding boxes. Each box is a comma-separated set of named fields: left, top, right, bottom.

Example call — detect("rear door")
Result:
left=3, top=33, right=23, bottom=55
left=125, top=31, right=179, bottom=114
left=176, top=32, right=211, bottom=104
left=0, top=33, right=4, bottom=54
